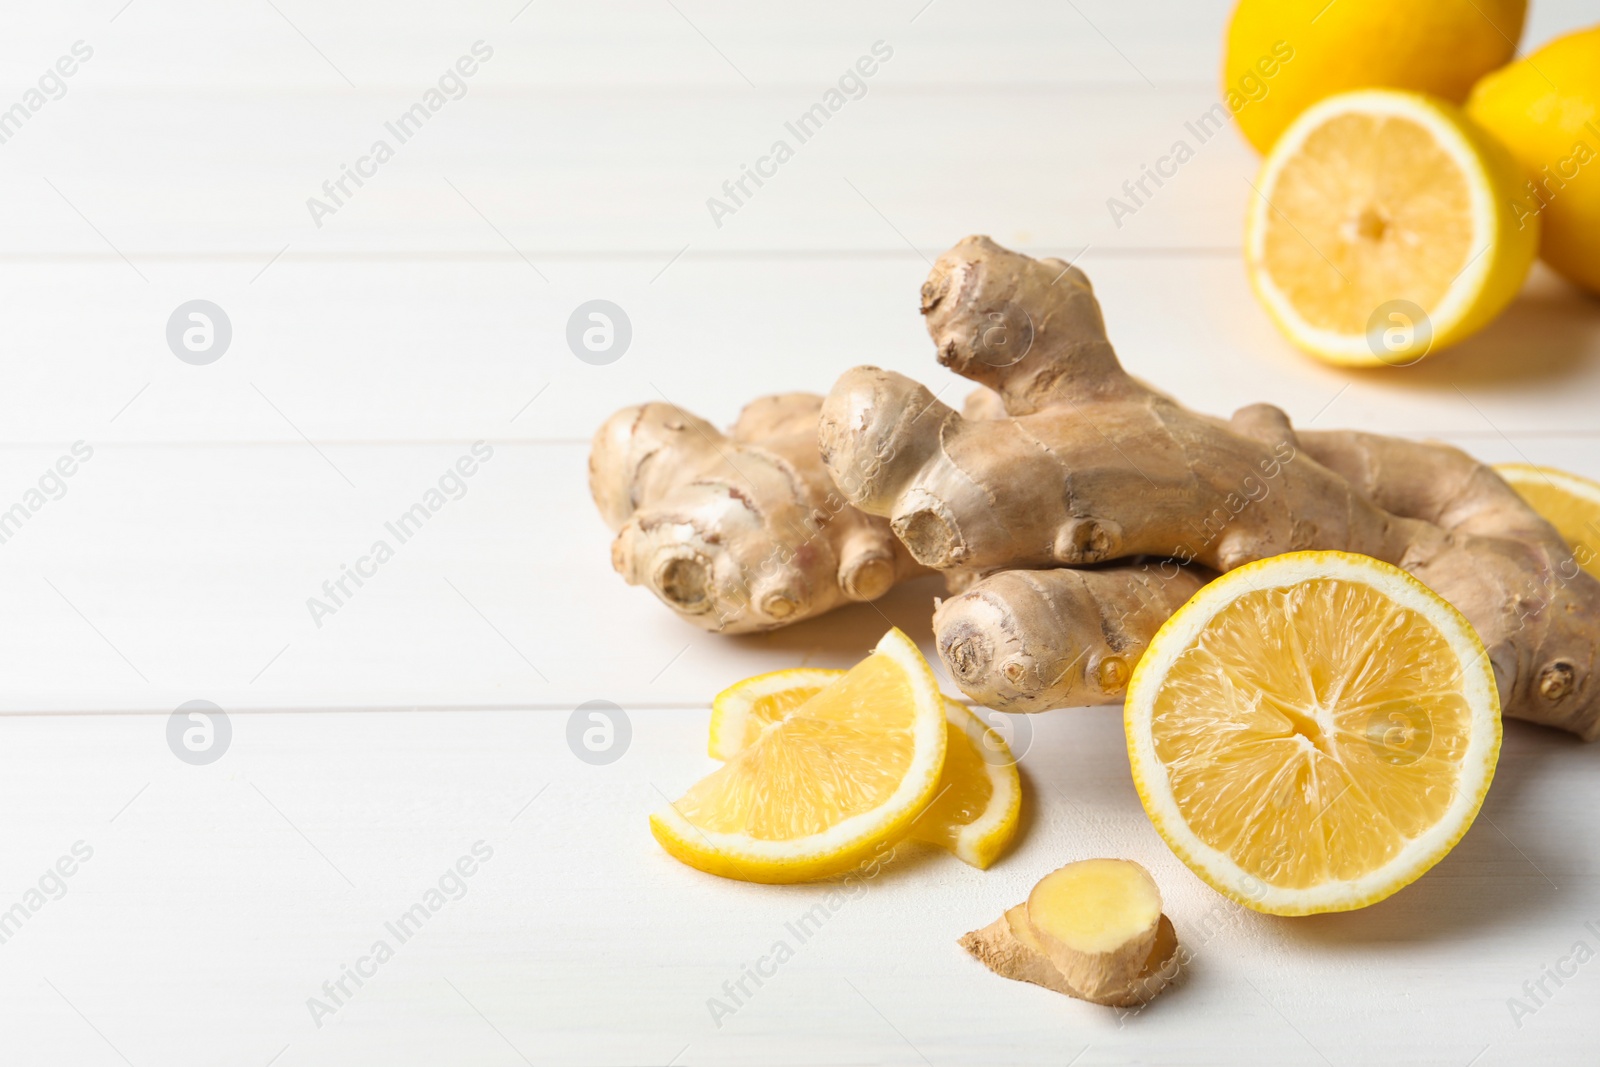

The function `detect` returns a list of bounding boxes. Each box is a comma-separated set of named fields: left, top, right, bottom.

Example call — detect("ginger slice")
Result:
left=960, top=859, right=1179, bottom=1007
left=1027, top=859, right=1163, bottom=999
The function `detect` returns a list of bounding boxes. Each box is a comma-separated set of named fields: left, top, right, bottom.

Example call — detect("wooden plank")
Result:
left=5, top=3, right=1591, bottom=256
left=2, top=83, right=1255, bottom=255
left=1, top=435, right=1596, bottom=715
left=9, top=0, right=1231, bottom=90
left=0, top=704, right=1590, bottom=1064
left=11, top=0, right=1591, bottom=90
left=3, top=256, right=1596, bottom=446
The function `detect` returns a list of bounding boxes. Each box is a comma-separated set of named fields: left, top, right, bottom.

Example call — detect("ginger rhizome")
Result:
left=590, top=393, right=923, bottom=632
left=820, top=235, right=1600, bottom=738
left=960, top=859, right=1179, bottom=1006
left=936, top=563, right=1211, bottom=713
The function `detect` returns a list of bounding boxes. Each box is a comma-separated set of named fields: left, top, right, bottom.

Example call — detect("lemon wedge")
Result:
left=1495, top=464, right=1600, bottom=581
left=651, top=628, right=947, bottom=883
left=706, top=666, right=1021, bottom=869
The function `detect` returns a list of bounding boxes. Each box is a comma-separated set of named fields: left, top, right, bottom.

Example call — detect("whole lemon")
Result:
left=1224, top=0, right=1526, bottom=153
left=1468, top=25, right=1600, bottom=295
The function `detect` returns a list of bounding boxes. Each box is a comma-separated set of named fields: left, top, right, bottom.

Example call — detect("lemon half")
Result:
left=1126, top=551, right=1500, bottom=915
left=1246, top=89, right=1537, bottom=366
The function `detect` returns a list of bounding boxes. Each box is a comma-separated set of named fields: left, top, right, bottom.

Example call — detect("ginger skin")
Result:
left=590, top=394, right=925, bottom=633
left=934, top=423, right=1584, bottom=713
left=960, top=908, right=1179, bottom=1007
left=935, top=563, right=1211, bottom=713
left=821, top=235, right=1600, bottom=737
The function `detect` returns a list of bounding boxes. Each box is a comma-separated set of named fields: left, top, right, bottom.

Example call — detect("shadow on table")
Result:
left=723, top=574, right=946, bottom=660
left=1349, top=269, right=1599, bottom=391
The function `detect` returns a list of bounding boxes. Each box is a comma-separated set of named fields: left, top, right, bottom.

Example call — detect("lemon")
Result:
left=1495, top=464, right=1600, bottom=580
left=1224, top=0, right=1526, bottom=153
left=1126, top=551, right=1501, bottom=915
left=651, top=628, right=947, bottom=883
left=707, top=668, right=1021, bottom=869
left=1468, top=25, right=1600, bottom=295
left=909, top=701, right=1022, bottom=869
left=1246, top=89, right=1538, bottom=366
left=706, top=667, right=847, bottom=760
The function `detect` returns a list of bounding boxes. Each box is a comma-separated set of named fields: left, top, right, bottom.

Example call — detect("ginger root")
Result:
left=960, top=859, right=1179, bottom=1007
left=590, top=394, right=924, bottom=632
left=935, top=563, right=1211, bottom=713
left=821, top=235, right=1600, bottom=738
left=938, top=428, right=1588, bottom=714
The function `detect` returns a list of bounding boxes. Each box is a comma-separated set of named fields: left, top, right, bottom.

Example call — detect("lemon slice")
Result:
left=651, top=628, right=947, bottom=883
left=1246, top=89, right=1537, bottom=366
left=910, top=701, right=1021, bottom=869
left=1126, top=551, right=1500, bottom=915
left=706, top=667, right=848, bottom=760
left=707, top=668, right=1021, bottom=869
left=1494, top=464, right=1600, bottom=580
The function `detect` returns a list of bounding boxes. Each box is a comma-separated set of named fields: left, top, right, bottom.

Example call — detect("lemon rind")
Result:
left=926, top=700, right=1022, bottom=869
left=706, top=667, right=845, bottom=760
left=1494, top=463, right=1600, bottom=505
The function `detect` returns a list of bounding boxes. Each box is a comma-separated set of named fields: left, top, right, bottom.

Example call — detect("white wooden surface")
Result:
left=4, top=3, right=1599, bottom=1064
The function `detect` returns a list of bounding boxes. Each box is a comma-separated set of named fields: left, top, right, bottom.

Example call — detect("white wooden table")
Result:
left=3, top=2, right=1598, bottom=1063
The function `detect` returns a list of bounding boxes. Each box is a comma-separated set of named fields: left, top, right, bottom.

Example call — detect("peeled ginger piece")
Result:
left=959, top=859, right=1179, bottom=1007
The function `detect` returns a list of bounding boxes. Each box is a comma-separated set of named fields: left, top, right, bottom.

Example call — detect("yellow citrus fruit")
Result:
left=650, top=628, right=946, bottom=883
left=1467, top=25, right=1600, bottom=295
left=1224, top=0, right=1526, bottom=153
left=707, top=668, right=1021, bottom=869
left=909, top=701, right=1022, bottom=869
left=706, top=667, right=846, bottom=760
left=1494, top=464, right=1600, bottom=580
left=1126, top=551, right=1501, bottom=915
left=1246, top=89, right=1538, bottom=366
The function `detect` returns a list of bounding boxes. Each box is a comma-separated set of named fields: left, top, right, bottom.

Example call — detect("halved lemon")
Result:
left=707, top=668, right=1021, bottom=869
left=1246, top=89, right=1537, bottom=366
left=651, top=628, right=947, bottom=883
left=1494, top=464, right=1600, bottom=580
left=1126, top=551, right=1500, bottom=915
